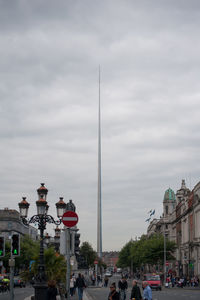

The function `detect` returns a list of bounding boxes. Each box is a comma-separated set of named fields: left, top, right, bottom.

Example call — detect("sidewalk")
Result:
left=24, top=290, right=89, bottom=300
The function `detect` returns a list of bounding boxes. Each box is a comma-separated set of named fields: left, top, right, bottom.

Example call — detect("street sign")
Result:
left=166, top=261, right=169, bottom=266
left=62, top=211, right=78, bottom=228
left=94, top=260, right=98, bottom=264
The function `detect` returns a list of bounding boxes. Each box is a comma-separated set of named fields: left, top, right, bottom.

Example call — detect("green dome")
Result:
left=163, top=188, right=176, bottom=202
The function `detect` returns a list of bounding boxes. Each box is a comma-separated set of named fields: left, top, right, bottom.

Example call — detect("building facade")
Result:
left=147, top=179, right=200, bottom=278
left=0, top=208, right=38, bottom=240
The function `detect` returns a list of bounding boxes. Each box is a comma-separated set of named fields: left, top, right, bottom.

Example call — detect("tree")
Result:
left=118, top=234, right=176, bottom=271
left=79, top=241, right=96, bottom=267
left=117, top=240, right=135, bottom=269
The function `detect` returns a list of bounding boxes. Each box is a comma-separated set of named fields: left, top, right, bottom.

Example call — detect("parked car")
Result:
left=14, top=277, right=26, bottom=288
left=143, top=274, right=162, bottom=291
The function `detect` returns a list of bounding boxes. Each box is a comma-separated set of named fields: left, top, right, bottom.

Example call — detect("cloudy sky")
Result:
left=1, top=0, right=200, bottom=251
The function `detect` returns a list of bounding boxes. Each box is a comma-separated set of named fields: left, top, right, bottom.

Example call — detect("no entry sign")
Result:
left=62, top=211, right=79, bottom=228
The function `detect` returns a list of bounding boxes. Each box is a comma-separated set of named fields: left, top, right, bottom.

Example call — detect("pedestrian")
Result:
left=70, top=275, right=76, bottom=297
left=46, top=280, right=58, bottom=300
left=104, top=276, right=109, bottom=287
left=118, top=277, right=128, bottom=300
left=142, top=281, right=152, bottom=300
left=91, top=273, right=96, bottom=286
left=108, top=283, right=120, bottom=300
left=75, top=273, right=86, bottom=300
left=130, top=280, right=142, bottom=300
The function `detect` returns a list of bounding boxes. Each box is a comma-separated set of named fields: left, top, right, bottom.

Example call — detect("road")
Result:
left=0, top=286, right=34, bottom=300
left=84, top=275, right=200, bottom=300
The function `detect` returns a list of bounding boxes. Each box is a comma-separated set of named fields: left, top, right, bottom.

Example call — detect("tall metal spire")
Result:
left=97, top=65, right=102, bottom=258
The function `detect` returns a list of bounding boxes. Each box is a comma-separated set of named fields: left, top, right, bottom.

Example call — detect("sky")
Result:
left=1, top=0, right=200, bottom=251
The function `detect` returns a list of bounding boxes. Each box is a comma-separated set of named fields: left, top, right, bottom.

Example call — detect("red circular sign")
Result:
left=62, top=211, right=79, bottom=228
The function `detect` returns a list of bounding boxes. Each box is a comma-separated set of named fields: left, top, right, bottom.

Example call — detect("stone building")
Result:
left=0, top=208, right=38, bottom=240
left=147, top=179, right=200, bottom=278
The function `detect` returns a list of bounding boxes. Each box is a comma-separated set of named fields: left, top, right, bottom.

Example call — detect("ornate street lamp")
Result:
left=18, top=183, right=66, bottom=300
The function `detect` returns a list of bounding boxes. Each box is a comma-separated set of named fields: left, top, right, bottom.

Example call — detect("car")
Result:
left=143, top=274, right=162, bottom=291
left=14, top=277, right=26, bottom=288
left=105, top=271, right=112, bottom=277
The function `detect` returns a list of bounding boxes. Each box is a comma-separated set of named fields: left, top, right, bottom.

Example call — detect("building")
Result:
left=147, top=179, right=200, bottom=278
left=102, top=251, right=119, bottom=270
left=0, top=208, right=38, bottom=240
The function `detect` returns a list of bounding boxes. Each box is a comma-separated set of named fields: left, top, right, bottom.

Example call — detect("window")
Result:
left=166, top=205, right=168, bottom=215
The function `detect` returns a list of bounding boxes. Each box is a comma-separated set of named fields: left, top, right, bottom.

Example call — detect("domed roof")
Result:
left=163, top=188, right=176, bottom=202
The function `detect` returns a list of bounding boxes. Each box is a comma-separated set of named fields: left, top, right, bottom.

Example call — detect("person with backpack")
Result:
left=130, top=280, right=142, bottom=300
left=75, top=273, right=86, bottom=300
left=118, top=277, right=128, bottom=300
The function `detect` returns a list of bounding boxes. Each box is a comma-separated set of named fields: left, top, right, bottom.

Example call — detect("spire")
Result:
left=97, top=65, right=102, bottom=258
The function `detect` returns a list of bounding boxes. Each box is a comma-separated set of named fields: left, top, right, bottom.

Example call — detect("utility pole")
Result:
left=66, top=227, right=71, bottom=299
left=164, top=231, right=166, bottom=287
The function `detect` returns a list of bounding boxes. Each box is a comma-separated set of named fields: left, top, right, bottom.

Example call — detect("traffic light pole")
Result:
left=9, top=232, right=15, bottom=300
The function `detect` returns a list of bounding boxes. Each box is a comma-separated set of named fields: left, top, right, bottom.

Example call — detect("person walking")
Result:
left=142, top=281, right=152, bottom=300
left=70, top=275, right=76, bottom=297
left=46, top=280, right=58, bottom=300
left=108, top=283, right=120, bottom=300
left=104, top=276, right=109, bottom=287
left=118, top=277, right=128, bottom=300
left=130, top=280, right=142, bottom=300
left=75, top=273, right=86, bottom=300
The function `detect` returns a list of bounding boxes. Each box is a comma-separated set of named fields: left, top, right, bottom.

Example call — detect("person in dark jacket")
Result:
left=75, top=273, right=86, bottom=300
left=118, top=277, right=128, bottom=300
left=108, top=283, right=120, bottom=300
left=46, top=280, right=58, bottom=300
left=130, top=280, right=142, bottom=300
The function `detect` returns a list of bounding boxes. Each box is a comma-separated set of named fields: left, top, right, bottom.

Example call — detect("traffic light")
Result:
left=0, top=236, right=5, bottom=257
left=74, top=233, right=80, bottom=253
left=11, top=234, right=20, bottom=256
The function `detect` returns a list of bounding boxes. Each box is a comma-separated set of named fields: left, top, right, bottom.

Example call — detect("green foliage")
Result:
left=118, top=234, right=176, bottom=270
left=117, top=240, right=135, bottom=268
left=15, top=235, right=39, bottom=269
left=80, top=241, right=96, bottom=267
left=31, top=247, right=66, bottom=283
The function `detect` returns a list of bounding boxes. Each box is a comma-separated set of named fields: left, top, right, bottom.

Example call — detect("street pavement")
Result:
left=84, top=285, right=200, bottom=300
left=0, top=285, right=34, bottom=300
left=84, top=275, right=200, bottom=300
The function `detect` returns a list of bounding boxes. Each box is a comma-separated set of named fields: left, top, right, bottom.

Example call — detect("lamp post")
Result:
left=18, top=183, right=67, bottom=300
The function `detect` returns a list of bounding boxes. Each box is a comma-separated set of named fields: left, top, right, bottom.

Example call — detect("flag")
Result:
left=145, top=217, right=151, bottom=222
left=150, top=209, right=155, bottom=216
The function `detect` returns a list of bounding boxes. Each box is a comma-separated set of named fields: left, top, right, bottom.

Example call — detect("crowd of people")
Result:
left=108, top=277, right=152, bottom=300
left=46, top=271, right=200, bottom=300
left=165, top=274, right=199, bottom=288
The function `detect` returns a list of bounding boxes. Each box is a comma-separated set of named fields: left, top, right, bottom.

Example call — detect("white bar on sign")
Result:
left=63, top=217, right=77, bottom=221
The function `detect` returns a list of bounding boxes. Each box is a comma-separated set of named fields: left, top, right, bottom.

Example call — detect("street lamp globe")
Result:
left=44, top=233, right=51, bottom=246
left=37, top=183, right=48, bottom=200
left=18, top=197, right=30, bottom=218
left=36, top=195, right=47, bottom=216
left=56, top=197, right=67, bottom=218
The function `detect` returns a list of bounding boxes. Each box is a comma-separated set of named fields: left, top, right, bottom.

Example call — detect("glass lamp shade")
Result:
left=36, top=195, right=47, bottom=215
left=45, top=233, right=50, bottom=245
left=56, top=197, right=67, bottom=218
left=18, top=197, right=30, bottom=218
left=45, top=204, right=49, bottom=215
